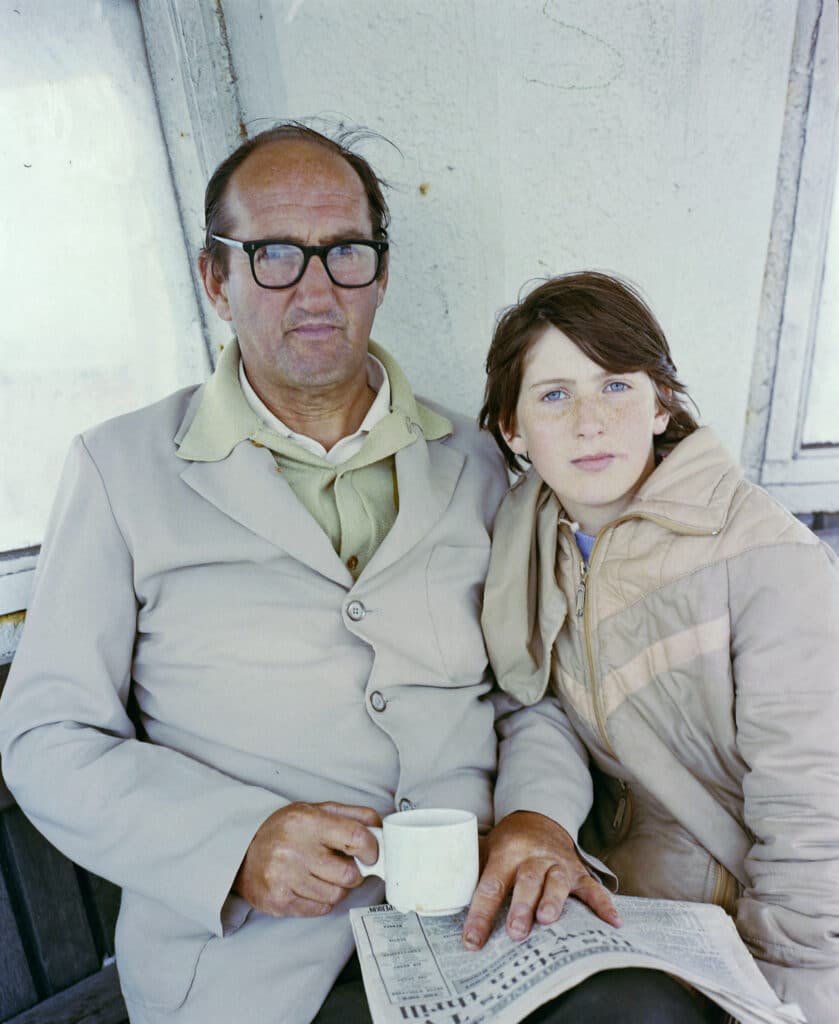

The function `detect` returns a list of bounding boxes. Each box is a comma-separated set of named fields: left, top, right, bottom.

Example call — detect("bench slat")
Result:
left=75, top=871, right=120, bottom=961
left=0, top=867, right=39, bottom=1020
left=4, top=962, right=127, bottom=1024
left=1, top=809, right=100, bottom=996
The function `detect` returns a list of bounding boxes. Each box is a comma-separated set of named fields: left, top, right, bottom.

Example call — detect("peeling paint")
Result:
left=0, top=610, right=25, bottom=665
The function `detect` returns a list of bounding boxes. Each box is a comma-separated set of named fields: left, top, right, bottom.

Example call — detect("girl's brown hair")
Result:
left=479, top=271, right=699, bottom=472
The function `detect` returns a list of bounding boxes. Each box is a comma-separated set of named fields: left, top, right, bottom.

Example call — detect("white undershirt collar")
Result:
left=238, top=353, right=391, bottom=465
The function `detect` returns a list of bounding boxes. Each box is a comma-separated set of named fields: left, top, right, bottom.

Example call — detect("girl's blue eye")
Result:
left=542, top=389, right=568, bottom=402
left=604, top=381, right=629, bottom=393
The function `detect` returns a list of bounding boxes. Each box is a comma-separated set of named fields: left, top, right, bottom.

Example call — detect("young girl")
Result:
left=479, top=271, right=839, bottom=1024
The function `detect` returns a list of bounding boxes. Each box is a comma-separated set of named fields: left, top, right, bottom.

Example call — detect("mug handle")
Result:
left=354, top=826, right=385, bottom=878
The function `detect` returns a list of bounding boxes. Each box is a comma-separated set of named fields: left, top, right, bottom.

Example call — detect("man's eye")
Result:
left=330, top=244, right=361, bottom=261
left=604, top=381, right=629, bottom=393
left=258, top=245, right=298, bottom=263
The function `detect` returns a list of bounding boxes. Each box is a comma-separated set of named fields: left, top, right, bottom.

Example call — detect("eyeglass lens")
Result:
left=253, top=242, right=379, bottom=288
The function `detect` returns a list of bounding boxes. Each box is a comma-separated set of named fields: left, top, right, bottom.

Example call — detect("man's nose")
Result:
left=294, top=252, right=336, bottom=301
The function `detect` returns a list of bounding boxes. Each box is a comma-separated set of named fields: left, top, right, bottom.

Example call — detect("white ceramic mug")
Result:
left=355, top=807, right=479, bottom=915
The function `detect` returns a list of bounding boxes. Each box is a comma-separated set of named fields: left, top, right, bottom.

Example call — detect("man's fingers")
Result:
left=528, top=860, right=573, bottom=933
left=462, top=866, right=513, bottom=950
left=315, top=805, right=381, bottom=866
left=286, top=865, right=354, bottom=907
left=320, top=802, right=382, bottom=827
left=306, top=845, right=374, bottom=890
left=570, top=873, right=623, bottom=927
left=235, top=801, right=384, bottom=917
left=261, top=884, right=334, bottom=918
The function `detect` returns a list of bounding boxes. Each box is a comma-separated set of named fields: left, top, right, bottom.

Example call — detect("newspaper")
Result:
left=349, top=895, right=806, bottom=1024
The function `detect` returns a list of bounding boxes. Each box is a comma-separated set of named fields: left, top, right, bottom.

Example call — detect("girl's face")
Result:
left=503, top=325, right=670, bottom=536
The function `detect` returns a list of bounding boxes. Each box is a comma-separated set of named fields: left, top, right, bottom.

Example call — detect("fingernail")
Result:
left=610, top=911, right=624, bottom=927
left=463, top=931, right=480, bottom=948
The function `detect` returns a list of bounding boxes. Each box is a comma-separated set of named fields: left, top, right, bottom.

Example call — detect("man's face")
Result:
left=202, top=140, right=388, bottom=404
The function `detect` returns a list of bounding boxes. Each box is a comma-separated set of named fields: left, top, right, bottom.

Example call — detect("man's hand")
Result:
left=462, top=810, right=621, bottom=949
left=234, top=801, right=382, bottom=918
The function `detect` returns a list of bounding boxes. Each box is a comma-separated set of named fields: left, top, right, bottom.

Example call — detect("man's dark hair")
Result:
left=479, top=271, right=700, bottom=473
left=201, top=121, right=392, bottom=280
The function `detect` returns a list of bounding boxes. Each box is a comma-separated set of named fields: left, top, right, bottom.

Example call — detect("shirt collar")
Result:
left=238, top=351, right=391, bottom=464
left=175, top=337, right=451, bottom=462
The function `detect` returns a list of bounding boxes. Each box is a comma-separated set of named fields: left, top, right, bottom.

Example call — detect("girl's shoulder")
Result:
left=724, top=475, right=824, bottom=554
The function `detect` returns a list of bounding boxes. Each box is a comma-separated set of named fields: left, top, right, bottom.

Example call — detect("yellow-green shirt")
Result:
left=176, top=339, right=452, bottom=578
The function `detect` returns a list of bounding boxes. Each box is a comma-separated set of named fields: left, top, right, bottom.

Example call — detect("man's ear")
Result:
left=199, top=252, right=233, bottom=323
left=375, top=251, right=389, bottom=309
left=501, top=422, right=528, bottom=457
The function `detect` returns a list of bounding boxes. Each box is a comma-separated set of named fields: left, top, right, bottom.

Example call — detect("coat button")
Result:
left=346, top=555, right=359, bottom=571
left=346, top=600, right=366, bottom=621
left=398, top=798, right=415, bottom=812
left=370, top=691, right=387, bottom=712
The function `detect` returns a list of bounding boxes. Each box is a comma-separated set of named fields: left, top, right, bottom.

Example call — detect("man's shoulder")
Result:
left=417, top=395, right=501, bottom=460
left=81, top=383, right=202, bottom=459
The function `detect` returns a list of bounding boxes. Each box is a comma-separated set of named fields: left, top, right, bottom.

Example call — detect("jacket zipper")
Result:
left=572, top=542, right=633, bottom=836
left=611, top=779, right=633, bottom=833
left=711, top=861, right=739, bottom=913
left=568, top=510, right=719, bottom=836
left=571, top=510, right=719, bottom=751
left=573, top=535, right=613, bottom=754
left=574, top=560, right=588, bottom=616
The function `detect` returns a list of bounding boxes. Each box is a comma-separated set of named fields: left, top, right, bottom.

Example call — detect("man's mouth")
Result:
left=287, top=320, right=342, bottom=340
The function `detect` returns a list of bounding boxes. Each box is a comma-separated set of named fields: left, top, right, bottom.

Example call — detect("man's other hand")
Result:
left=234, top=801, right=382, bottom=917
left=462, top=810, right=621, bottom=949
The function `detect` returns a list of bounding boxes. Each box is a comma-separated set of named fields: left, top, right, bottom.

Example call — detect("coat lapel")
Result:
left=363, top=434, right=465, bottom=580
left=179, top=441, right=353, bottom=587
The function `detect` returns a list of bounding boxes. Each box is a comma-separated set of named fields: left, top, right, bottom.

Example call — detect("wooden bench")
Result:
left=0, top=663, right=128, bottom=1024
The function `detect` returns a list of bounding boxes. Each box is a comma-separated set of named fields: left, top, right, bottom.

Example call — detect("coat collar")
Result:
left=626, top=427, right=743, bottom=536
left=173, top=338, right=459, bottom=586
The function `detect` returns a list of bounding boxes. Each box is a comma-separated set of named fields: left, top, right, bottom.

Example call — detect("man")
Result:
left=0, top=124, right=630, bottom=1024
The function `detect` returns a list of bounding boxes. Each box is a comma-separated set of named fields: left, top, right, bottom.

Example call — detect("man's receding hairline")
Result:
left=219, top=135, right=371, bottom=226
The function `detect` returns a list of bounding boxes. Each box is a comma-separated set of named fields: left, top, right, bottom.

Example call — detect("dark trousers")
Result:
left=313, top=956, right=722, bottom=1023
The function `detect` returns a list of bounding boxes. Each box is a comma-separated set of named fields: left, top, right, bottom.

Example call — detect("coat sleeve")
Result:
left=491, top=689, right=615, bottom=885
left=0, top=437, right=287, bottom=937
left=728, top=539, right=839, bottom=1024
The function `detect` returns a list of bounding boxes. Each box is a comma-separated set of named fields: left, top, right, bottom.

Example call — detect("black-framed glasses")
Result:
left=211, top=235, right=389, bottom=289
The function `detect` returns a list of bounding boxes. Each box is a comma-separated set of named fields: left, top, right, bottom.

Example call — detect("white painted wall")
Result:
left=0, top=0, right=207, bottom=551
left=226, top=0, right=800, bottom=456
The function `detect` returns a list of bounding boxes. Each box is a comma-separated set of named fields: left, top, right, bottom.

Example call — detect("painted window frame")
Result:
left=747, top=0, right=839, bottom=512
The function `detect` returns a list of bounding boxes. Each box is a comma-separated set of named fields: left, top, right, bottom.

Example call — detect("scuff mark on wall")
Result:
left=524, top=0, right=624, bottom=90
left=285, top=0, right=306, bottom=25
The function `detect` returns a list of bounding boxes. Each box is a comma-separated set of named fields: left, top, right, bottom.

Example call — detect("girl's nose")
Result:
left=574, top=396, right=605, bottom=438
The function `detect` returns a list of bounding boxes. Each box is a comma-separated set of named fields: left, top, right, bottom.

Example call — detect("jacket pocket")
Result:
left=115, top=890, right=217, bottom=1011
left=426, top=545, right=491, bottom=684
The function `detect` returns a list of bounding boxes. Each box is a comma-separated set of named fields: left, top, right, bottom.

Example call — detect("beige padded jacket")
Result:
left=482, top=427, right=839, bottom=1023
